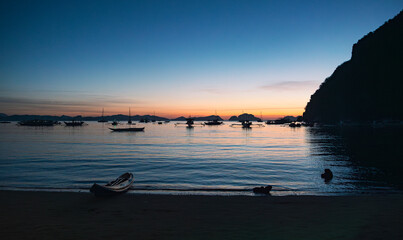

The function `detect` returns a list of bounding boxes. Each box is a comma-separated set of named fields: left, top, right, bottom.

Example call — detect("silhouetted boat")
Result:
left=18, top=120, right=57, bottom=126
left=204, top=119, right=223, bottom=125
left=139, top=118, right=149, bottom=123
left=64, top=120, right=84, bottom=126
left=158, top=121, right=163, bottom=124
left=109, top=127, right=145, bottom=132
left=230, top=119, right=264, bottom=128
left=90, top=172, right=134, bottom=197
left=241, top=120, right=252, bottom=128
left=98, top=108, right=108, bottom=122
left=289, top=122, right=301, bottom=127
left=128, top=108, right=132, bottom=124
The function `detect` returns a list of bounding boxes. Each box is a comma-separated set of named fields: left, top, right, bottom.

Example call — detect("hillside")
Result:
left=303, top=10, right=403, bottom=123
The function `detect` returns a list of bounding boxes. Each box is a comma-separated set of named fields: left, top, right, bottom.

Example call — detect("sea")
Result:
left=0, top=121, right=402, bottom=196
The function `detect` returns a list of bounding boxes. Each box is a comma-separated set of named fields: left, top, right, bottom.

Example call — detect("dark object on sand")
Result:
left=0, top=121, right=11, bottom=123
left=109, top=127, right=145, bottom=132
left=253, top=185, right=272, bottom=194
left=321, top=169, right=333, bottom=181
left=90, top=172, right=134, bottom=197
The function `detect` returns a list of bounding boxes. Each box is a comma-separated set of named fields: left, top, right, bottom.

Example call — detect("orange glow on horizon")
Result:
left=1, top=107, right=305, bottom=120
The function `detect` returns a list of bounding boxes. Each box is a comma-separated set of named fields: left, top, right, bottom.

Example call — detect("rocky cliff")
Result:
left=303, top=10, right=403, bottom=123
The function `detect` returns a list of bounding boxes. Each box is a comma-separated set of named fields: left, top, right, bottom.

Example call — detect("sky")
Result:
left=0, top=0, right=402, bottom=119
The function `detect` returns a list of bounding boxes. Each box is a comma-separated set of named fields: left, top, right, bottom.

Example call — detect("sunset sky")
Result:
left=1, top=0, right=402, bottom=119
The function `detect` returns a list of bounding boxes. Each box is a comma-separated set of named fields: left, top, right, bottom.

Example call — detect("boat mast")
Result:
left=128, top=108, right=132, bottom=124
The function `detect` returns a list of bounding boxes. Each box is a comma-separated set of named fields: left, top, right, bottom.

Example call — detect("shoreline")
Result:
left=1, top=190, right=402, bottom=239
left=1, top=187, right=401, bottom=197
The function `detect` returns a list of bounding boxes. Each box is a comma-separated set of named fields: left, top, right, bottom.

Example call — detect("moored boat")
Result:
left=18, top=119, right=57, bottom=126
left=90, top=172, right=134, bottom=197
left=64, top=120, right=84, bottom=126
left=289, top=122, right=302, bottom=127
left=204, top=119, right=223, bottom=125
left=109, top=127, right=145, bottom=132
left=98, top=108, right=108, bottom=122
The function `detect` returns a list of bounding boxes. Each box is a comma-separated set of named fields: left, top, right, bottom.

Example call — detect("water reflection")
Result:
left=306, top=126, right=403, bottom=190
left=0, top=122, right=402, bottom=195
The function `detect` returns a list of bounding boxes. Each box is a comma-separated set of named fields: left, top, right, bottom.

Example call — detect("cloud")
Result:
left=0, top=95, right=146, bottom=115
left=259, top=81, right=320, bottom=91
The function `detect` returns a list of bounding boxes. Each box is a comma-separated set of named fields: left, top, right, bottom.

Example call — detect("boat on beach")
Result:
left=90, top=172, right=134, bottom=197
left=109, top=127, right=145, bottom=132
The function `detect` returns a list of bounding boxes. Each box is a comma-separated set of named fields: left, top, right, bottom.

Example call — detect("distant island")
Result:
left=0, top=113, right=169, bottom=122
left=172, top=115, right=223, bottom=121
left=228, top=113, right=261, bottom=122
left=303, top=10, right=403, bottom=124
left=0, top=113, right=224, bottom=122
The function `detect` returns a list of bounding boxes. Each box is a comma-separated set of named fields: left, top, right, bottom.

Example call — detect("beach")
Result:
left=1, top=191, right=402, bottom=240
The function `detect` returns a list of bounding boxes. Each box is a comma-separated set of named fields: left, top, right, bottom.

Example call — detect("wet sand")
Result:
left=1, top=190, right=402, bottom=240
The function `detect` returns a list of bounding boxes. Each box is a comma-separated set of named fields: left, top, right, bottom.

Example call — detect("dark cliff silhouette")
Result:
left=304, top=10, right=403, bottom=123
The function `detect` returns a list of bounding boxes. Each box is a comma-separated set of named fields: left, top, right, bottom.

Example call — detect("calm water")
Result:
left=0, top=122, right=402, bottom=195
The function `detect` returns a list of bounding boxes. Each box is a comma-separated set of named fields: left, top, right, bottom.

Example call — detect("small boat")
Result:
left=139, top=118, right=150, bottom=123
left=241, top=120, right=252, bottom=128
left=18, top=119, right=57, bottom=126
left=289, top=122, right=301, bottom=127
left=90, top=172, right=134, bottom=197
left=109, top=127, right=145, bottom=132
left=98, top=108, right=108, bottom=122
left=158, top=121, right=163, bottom=124
left=128, top=108, right=132, bottom=124
left=204, top=119, right=223, bottom=125
left=230, top=119, right=264, bottom=128
left=64, top=120, right=84, bottom=126
left=175, top=117, right=204, bottom=127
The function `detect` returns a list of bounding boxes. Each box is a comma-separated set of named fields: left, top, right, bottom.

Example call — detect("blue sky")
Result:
left=0, top=0, right=402, bottom=118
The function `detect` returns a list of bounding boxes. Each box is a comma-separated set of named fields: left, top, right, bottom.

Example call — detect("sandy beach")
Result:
left=0, top=191, right=402, bottom=240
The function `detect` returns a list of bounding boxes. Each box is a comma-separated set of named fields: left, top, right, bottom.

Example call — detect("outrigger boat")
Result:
left=109, top=127, right=145, bottom=132
left=64, top=120, right=85, bottom=126
left=230, top=120, right=265, bottom=129
left=18, top=119, right=57, bottom=126
left=204, top=119, right=223, bottom=125
left=90, top=172, right=134, bottom=197
left=175, top=117, right=204, bottom=128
